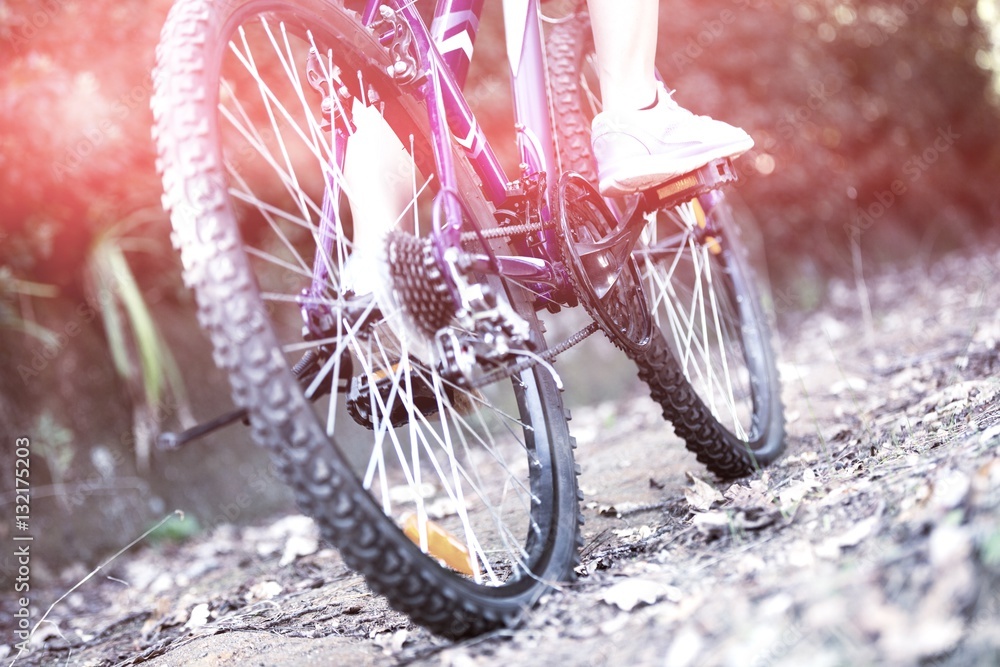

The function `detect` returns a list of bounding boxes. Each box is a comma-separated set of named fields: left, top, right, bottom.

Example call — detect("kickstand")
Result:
left=156, top=407, right=248, bottom=450
left=156, top=349, right=339, bottom=451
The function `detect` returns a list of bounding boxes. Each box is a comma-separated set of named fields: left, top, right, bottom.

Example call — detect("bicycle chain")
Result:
left=456, top=217, right=599, bottom=388
left=460, top=219, right=553, bottom=243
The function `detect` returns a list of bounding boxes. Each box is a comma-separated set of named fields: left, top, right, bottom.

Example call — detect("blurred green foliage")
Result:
left=0, top=266, right=57, bottom=342
left=1, top=0, right=170, bottom=286
left=145, top=512, right=201, bottom=544
left=1, top=0, right=184, bottom=466
left=87, top=216, right=190, bottom=469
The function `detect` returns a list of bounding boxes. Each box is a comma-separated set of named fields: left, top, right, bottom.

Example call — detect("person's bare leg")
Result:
left=585, top=0, right=753, bottom=196
left=587, top=0, right=659, bottom=112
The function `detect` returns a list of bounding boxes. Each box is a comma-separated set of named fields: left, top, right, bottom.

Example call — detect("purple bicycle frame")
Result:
left=361, top=0, right=560, bottom=266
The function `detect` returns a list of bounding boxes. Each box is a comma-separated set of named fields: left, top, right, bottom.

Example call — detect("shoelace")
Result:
left=654, top=87, right=699, bottom=120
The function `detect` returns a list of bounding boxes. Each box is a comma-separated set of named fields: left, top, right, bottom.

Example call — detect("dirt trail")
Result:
left=5, top=248, right=1000, bottom=667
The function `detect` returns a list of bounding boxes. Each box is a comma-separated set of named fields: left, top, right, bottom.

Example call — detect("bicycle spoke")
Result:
left=230, top=27, right=350, bottom=296
left=637, top=201, right=757, bottom=440
left=231, top=28, right=341, bottom=187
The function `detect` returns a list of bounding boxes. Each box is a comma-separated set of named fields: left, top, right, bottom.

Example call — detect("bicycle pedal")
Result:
left=641, top=158, right=738, bottom=211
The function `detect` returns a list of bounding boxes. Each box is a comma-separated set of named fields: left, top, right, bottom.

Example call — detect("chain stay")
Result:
left=469, top=321, right=599, bottom=389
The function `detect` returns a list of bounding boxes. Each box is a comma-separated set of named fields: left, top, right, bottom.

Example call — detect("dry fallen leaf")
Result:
left=724, top=479, right=774, bottom=509
left=140, top=597, right=179, bottom=639
left=663, top=625, right=704, bottom=667
left=779, top=469, right=820, bottom=508
left=830, top=376, right=868, bottom=395
left=684, top=472, right=724, bottom=512
left=26, top=622, right=62, bottom=650
left=818, top=514, right=880, bottom=556
left=440, top=649, right=479, bottom=667
left=245, top=580, right=283, bottom=603
left=280, top=533, right=319, bottom=566
left=609, top=525, right=652, bottom=542
left=184, top=603, right=210, bottom=629
left=600, top=578, right=674, bottom=612
left=881, top=615, right=964, bottom=663
left=691, top=511, right=731, bottom=539
left=972, top=457, right=1000, bottom=505
left=928, top=523, right=973, bottom=570
left=375, top=629, right=409, bottom=651
left=928, top=469, right=971, bottom=513
left=693, top=507, right=782, bottom=539
left=980, top=422, right=1000, bottom=444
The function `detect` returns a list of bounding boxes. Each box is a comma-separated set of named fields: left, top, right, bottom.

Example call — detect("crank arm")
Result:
left=575, top=206, right=650, bottom=301
left=577, top=157, right=740, bottom=299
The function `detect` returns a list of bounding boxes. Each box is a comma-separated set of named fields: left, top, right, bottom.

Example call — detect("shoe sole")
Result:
left=597, top=138, right=754, bottom=198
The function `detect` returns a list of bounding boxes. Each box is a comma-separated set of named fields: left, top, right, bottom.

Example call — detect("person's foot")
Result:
left=591, top=83, right=754, bottom=197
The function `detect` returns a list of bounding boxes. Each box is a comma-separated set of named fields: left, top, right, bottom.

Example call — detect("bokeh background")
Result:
left=2, top=0, right=999, bottom=575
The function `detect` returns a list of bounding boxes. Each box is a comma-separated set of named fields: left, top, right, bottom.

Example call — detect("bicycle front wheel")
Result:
left=154, top=0, right=581, bottom=637
left=634, top=195, right=785, bottom=477
left=547, top=7, right=784, bottom=478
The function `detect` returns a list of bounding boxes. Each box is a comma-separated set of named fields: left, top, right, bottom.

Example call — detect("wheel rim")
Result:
left=207, top=7, right=563, bottom=588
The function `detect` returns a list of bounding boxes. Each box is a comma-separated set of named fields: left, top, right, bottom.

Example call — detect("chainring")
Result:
left=557, top=173, right=651, bottom=353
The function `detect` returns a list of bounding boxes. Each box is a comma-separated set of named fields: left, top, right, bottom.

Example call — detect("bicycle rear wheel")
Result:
left=546, top=8, right=784, bottom=478
left=154, top=0, right=580, bottom=637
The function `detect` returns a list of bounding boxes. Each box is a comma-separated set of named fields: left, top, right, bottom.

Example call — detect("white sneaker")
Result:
left=591, top=83, right=754, bottom=197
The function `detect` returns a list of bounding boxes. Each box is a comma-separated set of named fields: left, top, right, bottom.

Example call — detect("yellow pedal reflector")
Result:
left=401, top=511, right=476, bottom=577
left=693, top=198, right=707, bottom=229
left=706, top=235, right=722, bottom=255
left=691, top=200, right=722, bottom=255
left=655, top=174, right=699, bottom=202
left=371, top=361, right=403, bottom=382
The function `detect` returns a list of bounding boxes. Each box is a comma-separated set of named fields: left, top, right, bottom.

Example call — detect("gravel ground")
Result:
left=4, top=247, right=999, bottom=667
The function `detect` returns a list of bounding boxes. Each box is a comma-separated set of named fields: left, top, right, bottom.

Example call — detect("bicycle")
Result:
left=151, top=0, right=785, bottom=639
